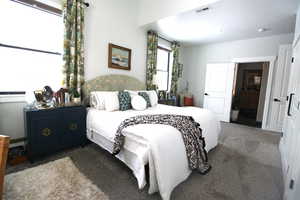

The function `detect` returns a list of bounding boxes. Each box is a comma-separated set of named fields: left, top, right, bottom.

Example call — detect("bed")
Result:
left=83, top=75, right=221, bottom=200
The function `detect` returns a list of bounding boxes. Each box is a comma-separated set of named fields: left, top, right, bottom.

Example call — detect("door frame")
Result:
left=232, top=56, right=276, bottom=130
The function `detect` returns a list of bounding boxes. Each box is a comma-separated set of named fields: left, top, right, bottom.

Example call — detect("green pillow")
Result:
left=118, top=91, right=131, bottom=111
left=138, top=92, right=151, bottom=108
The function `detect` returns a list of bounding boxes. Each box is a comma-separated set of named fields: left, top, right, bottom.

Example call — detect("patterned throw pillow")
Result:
left=138, top=92, right=151, bottom=108
left=118, top=91, right=131, bottom=111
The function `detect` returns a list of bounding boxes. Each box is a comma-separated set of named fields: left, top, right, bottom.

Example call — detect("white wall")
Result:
left=181, top=33, right=294, bottom=107
left=84, top=0, right=147, bottom=82
left=294, top=6, right=300, bottom=45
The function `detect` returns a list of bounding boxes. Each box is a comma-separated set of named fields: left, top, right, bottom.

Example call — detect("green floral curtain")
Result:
left=146, top=31, right=158, bottom=90
left=62, top=0, right=85, bottom=97
left=170, top=42, right=183, bottom=96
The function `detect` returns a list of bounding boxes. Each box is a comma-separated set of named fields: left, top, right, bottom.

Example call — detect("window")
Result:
left=155, top=46, right=172, bottom=91
left=0, top=0, right=63, bottom=93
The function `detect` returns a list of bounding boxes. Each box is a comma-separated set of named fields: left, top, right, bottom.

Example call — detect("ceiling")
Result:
left=146, top=0, right=299, bottom=45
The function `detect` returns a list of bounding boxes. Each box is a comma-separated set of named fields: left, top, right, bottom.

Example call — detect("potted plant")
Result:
left=69, top=89, right=81, bottom=104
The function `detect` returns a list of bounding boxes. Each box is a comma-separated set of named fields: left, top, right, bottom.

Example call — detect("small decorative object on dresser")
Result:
left=24, top=106, right=87, bottom=162
left=69, top=88, right=81, bottom=104
left=33, top=86, right=55, bottom=109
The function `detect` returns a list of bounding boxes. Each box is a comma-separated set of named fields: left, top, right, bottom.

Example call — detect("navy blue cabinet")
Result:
left=24, top=106, right=87, bottom=161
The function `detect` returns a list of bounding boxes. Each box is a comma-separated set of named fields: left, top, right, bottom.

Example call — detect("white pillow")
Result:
left=125, top=90, right=138, bottom=99
left=90, top=91, right=107, bottom=110
left=131, top=95, right=147, bottom=111
left=104, top=91, right=119, bottom=111
left=147, top=90, right=158, bottom=107
left=126, top=90, right=158, bottom=107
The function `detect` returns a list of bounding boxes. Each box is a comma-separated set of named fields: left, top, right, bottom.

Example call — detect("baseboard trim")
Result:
left=279, top=138, right=288, bottom=200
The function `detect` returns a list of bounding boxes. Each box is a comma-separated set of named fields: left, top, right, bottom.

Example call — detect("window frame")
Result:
left=156, top=46, right=171, bottom=91
left=11, top=0, right=62, bottom=16
left=0, top=0, right=63, bottom=94
left=0, top=0, right=62, bottom=56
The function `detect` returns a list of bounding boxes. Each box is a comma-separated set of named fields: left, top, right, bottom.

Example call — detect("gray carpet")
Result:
left=7, top=122, right=283, bottom=200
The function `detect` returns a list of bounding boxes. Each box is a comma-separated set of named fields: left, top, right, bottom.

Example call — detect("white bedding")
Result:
left=86, top=104, right=220, bottom=200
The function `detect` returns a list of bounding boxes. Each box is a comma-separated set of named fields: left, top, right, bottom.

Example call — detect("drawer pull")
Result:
left=69, top=123, right=78, bottom=131
left=42, top=128, right=51, bottom=137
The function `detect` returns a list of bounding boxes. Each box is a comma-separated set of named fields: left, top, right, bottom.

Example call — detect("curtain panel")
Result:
left=170, top=42, right=182, bottom=96
left=62, top=0, right=85, bottom=97
left=146, top=31, right=158, bottom=90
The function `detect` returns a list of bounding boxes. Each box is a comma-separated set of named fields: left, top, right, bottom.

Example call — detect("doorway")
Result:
left=230, top=62, right=269, bottom=128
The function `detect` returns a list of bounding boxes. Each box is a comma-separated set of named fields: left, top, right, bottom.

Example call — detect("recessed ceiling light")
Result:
left=258, top=28, right=270, bottom=32
left=196, top=7, right=210, bottom=13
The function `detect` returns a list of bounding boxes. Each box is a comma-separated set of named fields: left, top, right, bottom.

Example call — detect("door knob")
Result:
left=204, top=93, right=209, bottom=96
left=274, top=98, right=281, bottom=102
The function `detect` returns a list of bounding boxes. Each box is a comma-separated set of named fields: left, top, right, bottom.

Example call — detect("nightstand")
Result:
left=158, top=98, right=177, bottom=106
left=24, top=105, right=87, bottom=162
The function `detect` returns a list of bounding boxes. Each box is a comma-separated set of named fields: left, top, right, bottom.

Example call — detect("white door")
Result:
left=281, top=41, right=300, bottom=200
left=268, top=45, right=293, bottom=132
left=203, top=63, right=235, bottom=122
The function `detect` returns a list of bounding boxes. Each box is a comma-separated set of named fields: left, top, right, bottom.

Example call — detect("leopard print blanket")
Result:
left=112, top=114, right=211, bottom=174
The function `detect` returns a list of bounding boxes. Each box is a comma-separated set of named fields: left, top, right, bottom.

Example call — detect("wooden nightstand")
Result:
left=24, top=106, right=87, bottom=162
left=158, top=98, right=177, bottom=106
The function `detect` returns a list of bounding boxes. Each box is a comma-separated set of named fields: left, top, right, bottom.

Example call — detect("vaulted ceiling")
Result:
left=146, top=0, right=299, bottom=45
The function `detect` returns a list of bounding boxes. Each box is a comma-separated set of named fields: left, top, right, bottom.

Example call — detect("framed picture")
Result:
left=158, top=90, right=166, bottom=100
left=243, top=69, right=262, bottom=90
left=108, top=43, right=131, bottom=70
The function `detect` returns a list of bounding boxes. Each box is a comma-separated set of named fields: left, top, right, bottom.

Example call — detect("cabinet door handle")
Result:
left=69, top=123, right=78, bottom=131
left=287, top=93, right=295, bottom=117
left=274, top=98, right=281, bottom=102
left=42, top=128, right=51, bottom=137
left=204, top=93, right=209, bottom=96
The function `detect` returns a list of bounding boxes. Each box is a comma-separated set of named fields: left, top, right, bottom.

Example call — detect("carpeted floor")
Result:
left=4, top=157, right=109, bottom=200
left=6, top=122, right=283, bottom=200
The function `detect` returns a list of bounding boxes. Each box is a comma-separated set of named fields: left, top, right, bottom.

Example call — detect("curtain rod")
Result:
left=148, top=30, right=175, bottom=44
left=83, top=2, right=89, bottom=7
left=158, top=36, right=172, bottom=43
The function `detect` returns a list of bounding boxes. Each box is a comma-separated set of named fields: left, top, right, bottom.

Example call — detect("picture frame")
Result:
left=108, top=43, right=131, bottom=70
left=158, top=90, right=166, bottom=100
left=243, top=69, right=262, bottom=90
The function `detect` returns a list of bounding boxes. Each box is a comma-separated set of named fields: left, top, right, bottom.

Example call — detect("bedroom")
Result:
left=0, top=0, right=300, bottom=200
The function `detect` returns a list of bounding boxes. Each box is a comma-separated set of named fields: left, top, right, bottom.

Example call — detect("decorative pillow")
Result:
left=131, top=95, right=147, bottom=111
left=138, top=92, right=151, bottom=108
left=104, top=92, right=119, bottom=111
left=125, top=90, right=138, bottom=99
left=90, top=93, right=98, bottom=108
left=118, top=91, right=131, bottom=111
left=147, top=90, right=158, bottom=107
left=90, top=91, right=107, bottom=110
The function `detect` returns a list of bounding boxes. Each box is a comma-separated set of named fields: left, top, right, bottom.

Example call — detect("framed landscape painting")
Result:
left=108, top=43, right=131, bottom=70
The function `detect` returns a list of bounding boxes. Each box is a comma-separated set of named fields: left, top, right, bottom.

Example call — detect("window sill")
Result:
left=0, top=95, right=26, bottom=103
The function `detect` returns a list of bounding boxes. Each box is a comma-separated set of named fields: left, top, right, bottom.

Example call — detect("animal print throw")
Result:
left=112, top=114, right=211, bottom=174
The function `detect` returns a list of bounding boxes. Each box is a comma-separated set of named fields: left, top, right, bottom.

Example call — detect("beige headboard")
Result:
left=82, top=74, right=146, bottom=102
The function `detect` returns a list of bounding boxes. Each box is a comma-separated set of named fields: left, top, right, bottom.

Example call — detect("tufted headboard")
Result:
left=82, top=74, right=146, bottom=103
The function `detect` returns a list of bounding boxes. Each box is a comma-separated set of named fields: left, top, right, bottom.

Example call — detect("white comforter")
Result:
left=87, top=104, right=220, bottom=200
